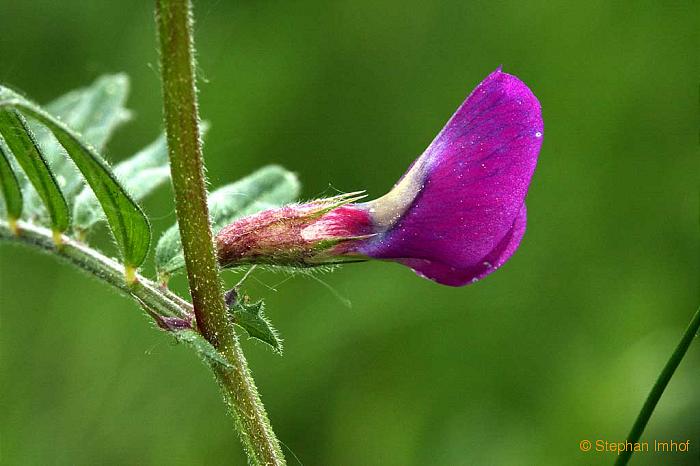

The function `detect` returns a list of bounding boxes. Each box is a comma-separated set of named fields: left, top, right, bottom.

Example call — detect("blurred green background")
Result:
left=1, top=1, right=698, bottom=465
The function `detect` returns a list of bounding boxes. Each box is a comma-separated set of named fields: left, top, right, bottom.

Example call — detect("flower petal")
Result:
left=359, top=68, right=542, bottom=285
left=396, top=203, right=527, bottom=286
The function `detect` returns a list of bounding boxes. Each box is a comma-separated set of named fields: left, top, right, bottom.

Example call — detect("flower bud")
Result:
left=215, top=193, right=373, bottom=268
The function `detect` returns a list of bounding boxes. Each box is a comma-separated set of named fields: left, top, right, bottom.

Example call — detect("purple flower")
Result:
left=216, top=68, right=543, bottom=286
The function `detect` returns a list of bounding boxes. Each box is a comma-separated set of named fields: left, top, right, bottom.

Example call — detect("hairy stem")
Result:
left=614, top=305, right=700, bottom=466
left=154, top=1, right=285, bottom=464
left=0, top=219, right=191, bottom=319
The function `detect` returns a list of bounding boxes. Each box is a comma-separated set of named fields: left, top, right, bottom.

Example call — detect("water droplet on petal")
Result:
left=535, top=131, right=542, bottom=138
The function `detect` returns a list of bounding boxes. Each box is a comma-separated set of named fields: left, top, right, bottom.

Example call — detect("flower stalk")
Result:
left=155, top=0, right=285, bottom=464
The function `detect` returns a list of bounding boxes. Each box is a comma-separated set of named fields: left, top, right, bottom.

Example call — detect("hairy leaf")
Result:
left=46, top=74, right=131, bottom=152
left=24, top=74, right=131, bottom=218
left=0, top=86, right=150, bottom=268
left=0, top=110, right=69, bottom=233
left=155, top=165, right=300, bottom=278
left=0, top=138, right=23, bottom=221
left=73, top=134, right=170, bottom=231
left=229, top=298, right=282, bottom=353
left=73, top=123, right=209, bottom=232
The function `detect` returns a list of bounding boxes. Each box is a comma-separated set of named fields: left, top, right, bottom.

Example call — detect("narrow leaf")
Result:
left=0, top=138, right=23, bottom=221
left=155, top=165, right=300, bottom=278
left=40, top=74, right=131, bottom=162
left=73, top=134, right=170, bottom=231
left=229, top=298, right=283, bottom=353
left=48, top=74, right=131, bottom=151
left=0, top=110, right=69, bottom=233
left=24, top=74, right=131, bottom=217
left=73, top=123, right=208, bottom=232
left=172, top=329, right=233, bottom=368
left=0, top=87, right=150, bottom=268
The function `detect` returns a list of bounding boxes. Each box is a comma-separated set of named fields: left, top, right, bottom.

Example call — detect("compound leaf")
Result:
left=0, top=85, right=150, bottom=268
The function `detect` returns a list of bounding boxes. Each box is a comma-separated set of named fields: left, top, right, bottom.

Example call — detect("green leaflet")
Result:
left=25, top=74, right=131, bottom=218
left=0, top=138, right=23, bottom=221
left=229, top=297, right=283, bottom=354
left=73, top=123, right=209, bottom=232
left=0, top=110, right=69, bottom=233
left=0, top=86, right=150, bottom=268
left=45, top=74, right=131, bottom=152
left=155, top=165, right=301, bottom=279
left=73, top=134, right=170, bottom=231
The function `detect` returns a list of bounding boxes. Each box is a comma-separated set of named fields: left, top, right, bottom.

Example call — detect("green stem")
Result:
left=614, top=305, right=700, bottom=466
left=154, top=1, right=285, bottom=464
left=0, top=219, right=191, bottom=319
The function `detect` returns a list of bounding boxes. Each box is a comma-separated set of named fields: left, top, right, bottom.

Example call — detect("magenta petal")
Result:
left=396, top=203, right=527, bottom=286
left=359, top=68, right=542, bottom=285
